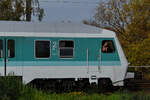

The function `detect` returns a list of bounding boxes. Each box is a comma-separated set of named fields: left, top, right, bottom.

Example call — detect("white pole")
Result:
left=98, top=49, right=101, bottom=73
left=87, top=48, right=89, bottom=73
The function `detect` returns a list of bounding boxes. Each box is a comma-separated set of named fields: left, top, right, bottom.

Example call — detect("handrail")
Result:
left=87, top=48, right=89, bottom=73
left=98, top=49, right=101, bottom=72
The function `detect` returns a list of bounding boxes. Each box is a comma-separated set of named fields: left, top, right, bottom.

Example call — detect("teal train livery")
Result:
left=0, top=21, right=132, bottom=90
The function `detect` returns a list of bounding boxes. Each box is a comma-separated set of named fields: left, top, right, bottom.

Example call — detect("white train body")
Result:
left=0, top=21, right=129, bottom=86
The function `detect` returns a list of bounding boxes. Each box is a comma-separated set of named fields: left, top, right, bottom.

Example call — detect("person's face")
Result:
left=104, top=42, right=108, bottom=46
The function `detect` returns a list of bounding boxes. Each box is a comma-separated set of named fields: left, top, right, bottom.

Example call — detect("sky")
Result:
left=34, top=0, right=101, bottom=23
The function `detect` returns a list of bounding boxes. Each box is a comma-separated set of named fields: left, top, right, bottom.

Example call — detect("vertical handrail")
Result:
left=87, top=48, right=89, bottom=73
left=98, top=49, right=101, bottom=73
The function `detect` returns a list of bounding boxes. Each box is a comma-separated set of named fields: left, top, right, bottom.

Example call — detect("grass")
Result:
left=1, top=77, right=150, bottom=100
left=18, top=90, right=150, bottom=100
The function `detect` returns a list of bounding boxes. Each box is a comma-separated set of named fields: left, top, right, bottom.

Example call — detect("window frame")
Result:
left=101, top=40, right=115, bottom=53
left=58, top=40, right=75, bottom=58
left=34, top=40, right=51, bottom=59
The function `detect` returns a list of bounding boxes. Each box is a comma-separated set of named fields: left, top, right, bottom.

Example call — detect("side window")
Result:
left=102, top=40, right=115, bottom=53
left=59, top=40, right=74, bottom=58
left=35, top=41, right=50, bottom=58
left=0, top=40, right=3, bottom=58
left=7, top=40, right=15, bottom=58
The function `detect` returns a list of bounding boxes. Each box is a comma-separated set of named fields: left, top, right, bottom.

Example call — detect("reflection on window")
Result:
left=8, top=40, right=15, bottom=58
left=102, top=40, right=115, bottom=53
left=0, top=40, right=3, bottom=58
left=59, top=40, right=74, bottom=58
left=35, top=41, right=50, bottom=58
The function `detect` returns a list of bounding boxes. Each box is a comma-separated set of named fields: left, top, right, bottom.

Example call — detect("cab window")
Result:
left=102, top=40, right=115, bottom=53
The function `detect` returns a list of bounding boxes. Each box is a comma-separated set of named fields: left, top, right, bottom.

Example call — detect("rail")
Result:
left=125, top=66, right=150, bottom=90
left=129, top=66, right=150, bottom=68
left=128, top=66, right=150, bottom=80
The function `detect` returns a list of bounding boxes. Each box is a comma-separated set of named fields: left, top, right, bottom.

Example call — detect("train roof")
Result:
left=0, top=21, right=116, bottom=38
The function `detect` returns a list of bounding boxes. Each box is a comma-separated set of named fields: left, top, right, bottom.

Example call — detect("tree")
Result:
left=118, top=0, right=150, bottom=66
left=0, top=0, right=44, bottom=21
left=127, top=35, right=150, bottom=66
left=84, top=0, right=150, bottom=66
left=84, top=0, right=128, bottom=34
left=0, top=0, right=24, bottom=21
left=26, top=0, right=44, bottom=21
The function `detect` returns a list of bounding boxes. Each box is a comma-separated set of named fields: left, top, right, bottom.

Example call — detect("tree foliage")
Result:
left=118, top=0, right=150, bottom=66
left=84, top=0, right=150, bottom=66
left=0, top=0, right=44, bottom=21
left=127, top=35, right=150, bottom=66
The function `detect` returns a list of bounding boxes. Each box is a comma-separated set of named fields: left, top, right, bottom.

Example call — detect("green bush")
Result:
left=0, top=76, right=22, bottom=100
left=1, top=78, right=150, bottom=100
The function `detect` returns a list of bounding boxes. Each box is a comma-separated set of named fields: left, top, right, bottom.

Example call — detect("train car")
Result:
left=0, top=21, right=129, bottom=88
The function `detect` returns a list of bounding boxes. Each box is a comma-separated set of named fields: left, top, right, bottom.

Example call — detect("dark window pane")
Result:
left=60, top=48, right=73, bottom=58
left=102, top=40, right=115, bottom=53
left=0, top=40, right=3, bottom=58
left=59, top=41, right=74, bottom=47
left=59, top=40, right=74, bottom=58
left=35, top=41, right=50, bottom=58
left=8, top=40, right=15, bottom=58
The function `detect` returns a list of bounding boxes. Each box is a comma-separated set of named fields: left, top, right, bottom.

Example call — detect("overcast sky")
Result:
left=34, top=0, right=101, bottom=23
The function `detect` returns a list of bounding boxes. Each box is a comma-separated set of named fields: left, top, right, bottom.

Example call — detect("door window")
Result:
left=7, top=40, right=15, bottom=58
left=0, top=40, right=3, bottom=58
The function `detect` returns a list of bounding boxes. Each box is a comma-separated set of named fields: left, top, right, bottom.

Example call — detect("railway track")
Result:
left=125, top=79, right=150, bottom=91
left=125, top=66, right=150, bottom=91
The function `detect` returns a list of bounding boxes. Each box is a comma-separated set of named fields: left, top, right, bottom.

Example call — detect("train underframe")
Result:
left=29, top=78, right=113, bottom=92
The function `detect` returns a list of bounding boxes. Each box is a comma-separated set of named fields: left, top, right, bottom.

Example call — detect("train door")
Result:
left=0, top=38, right=16, bottom=76
left=0, top=38, right=4, bottom=75
left=87, top=40, right=101, bottom=73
